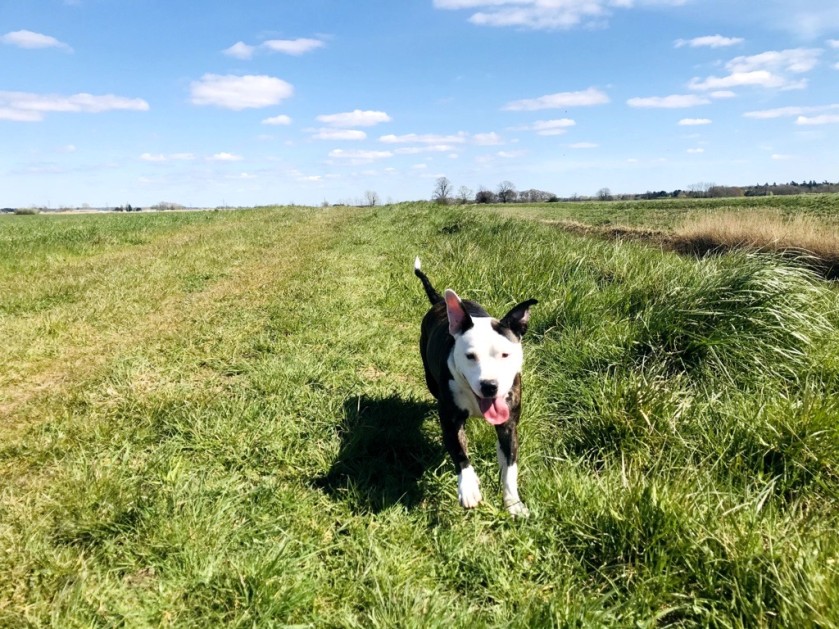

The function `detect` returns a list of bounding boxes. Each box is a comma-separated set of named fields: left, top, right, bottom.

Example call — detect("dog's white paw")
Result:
left=505, top=500, right=530, bottom=518
left=458, top=466, right=482, bottom=509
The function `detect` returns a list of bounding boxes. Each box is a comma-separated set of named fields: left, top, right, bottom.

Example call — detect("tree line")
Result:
left=431, top=177, right=839, bottom=205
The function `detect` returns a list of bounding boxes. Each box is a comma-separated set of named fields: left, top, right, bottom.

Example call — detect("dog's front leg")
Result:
left=496, top=422, right=529, bottom=517
left=440, top=407, right=481, bottom=508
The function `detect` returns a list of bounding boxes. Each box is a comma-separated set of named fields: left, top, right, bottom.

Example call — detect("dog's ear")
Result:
left=500, top=299, right=538, bottom=338
left=445, top=289, right=473, bottom=336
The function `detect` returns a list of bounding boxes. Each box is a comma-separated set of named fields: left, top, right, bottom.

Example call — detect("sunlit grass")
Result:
left=1, top=202, right=838, bottom=626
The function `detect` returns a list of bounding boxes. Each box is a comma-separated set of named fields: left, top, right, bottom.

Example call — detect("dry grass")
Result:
left=674, top=210, right=839, bottom=277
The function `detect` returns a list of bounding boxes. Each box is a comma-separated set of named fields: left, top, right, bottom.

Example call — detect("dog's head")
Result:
left=445, top=289, right=537, bottom=425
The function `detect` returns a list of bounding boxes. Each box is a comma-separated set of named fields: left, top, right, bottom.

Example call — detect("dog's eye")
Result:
left=466, top=352, right=477, bottom=361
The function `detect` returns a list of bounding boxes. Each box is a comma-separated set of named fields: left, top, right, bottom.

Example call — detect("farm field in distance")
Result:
left=1, top=198, right=838, bottom=626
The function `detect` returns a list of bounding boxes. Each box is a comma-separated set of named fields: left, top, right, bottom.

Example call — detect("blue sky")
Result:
left=1, top=0, right=838, bottom=207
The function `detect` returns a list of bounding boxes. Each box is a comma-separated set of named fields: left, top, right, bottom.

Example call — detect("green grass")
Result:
left=2, top=203, right=838, bottom=627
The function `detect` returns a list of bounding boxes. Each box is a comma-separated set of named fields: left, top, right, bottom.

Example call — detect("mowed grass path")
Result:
left=2, top=204, right=839, bottom=627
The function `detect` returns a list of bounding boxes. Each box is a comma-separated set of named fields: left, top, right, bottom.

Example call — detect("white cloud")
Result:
left=262, top=114, right=292, bottom=125
left=674, top=35, right=743, bottom=48
left=796, top=114, right=839, bottom=125
left=678, top=118, right=712, bottom=125
left=473, top=132, right=503, bottom=145
left=829, top=39, right=839, bottom=49
left=433, top=0, right=686, bottom=31
left=627, top=94, right=710, bottom=108
left=223, top=38, right=325, bottom=60
left=210, top=152, right=244, bottom=161
left=744, top=104, right=839, bottom=119
left=687, top=147, right=705, bottom=153
left=316, top=110, right=392, bottom=127
left=311, top=129, right=367, bottom=140
left=772, top=154, right=794, bottom=160
left=393, top=145, right=457, bottom=154
left=190, top=74, right=293, bottom=110
left=379, top=132, right=468, bottom=144
left=503, top=87, right=609, bottom=111
left=140, top=153, right=167, bottom=162
left=515, top=118, right=577, bottom=135
left=0, top=90, right=149, bottom=121
left=728, top=48, right=820, bottom=74
left=223, top=41, right=256, bottom=59
left=261, top=38, right=325, bottom=55
left=0, top=107, right=43, bottom=122
left=328, top=149, right=393, bottom=164
left=1, top=29, right=72, bottom=51
left=140, top=152, right=195, bottom=162
left=689, top=48, right=820, bottom=92
left=569, top=142, right=598, bottom=148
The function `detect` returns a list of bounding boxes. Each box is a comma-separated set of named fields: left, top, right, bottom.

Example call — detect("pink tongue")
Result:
left=478, top=397, right=510, bottom=425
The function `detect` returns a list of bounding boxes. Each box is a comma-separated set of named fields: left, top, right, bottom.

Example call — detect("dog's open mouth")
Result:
left=476, top=394, right=510, bottom=425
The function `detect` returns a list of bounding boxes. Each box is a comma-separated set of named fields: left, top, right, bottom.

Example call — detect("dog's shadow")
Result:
left=315, top=394, right=443, bottom=514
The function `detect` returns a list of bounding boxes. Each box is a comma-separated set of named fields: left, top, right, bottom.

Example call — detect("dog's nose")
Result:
left=480, top=380, right=498, bottom=398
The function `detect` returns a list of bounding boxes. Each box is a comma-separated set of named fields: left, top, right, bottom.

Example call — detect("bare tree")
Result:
left=597, top=187, right=613, bottom=201
left=365, top=190, right=380, bottom=207
left=497, top=180, right=517, bottom=203
left=457, top=185, right=473, bottom=205
left=432, top=177, right=452, bottom=205
left=687, top=182, right=715, bottom=197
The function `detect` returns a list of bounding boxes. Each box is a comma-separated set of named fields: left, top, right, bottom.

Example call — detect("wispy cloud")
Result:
left=627, top=94, right=710, bottom=108
left=744, top=103, right=839, bottom=119
left=190, top=74, right=294, bottom=110
left=689, top=48, right=821, bottom=92
left=311, top=129, right=367, bottom=140
left=262, top=114, right=292, bottom=126
left=503, top=88, right=608, bottom=111
left=796, top=114, right=839, bottom=125
left=224, top=37, right=325, bottom=58
left=262, top=38, right=325, bottom=55
left=513, top=118, right=577, bottom=135
left=1, top=29, right=73, bottom=51
left=140, top=152, right=195, bottom=162
left=433, top=0, right=687, bottom=31
left=223, top=41, right=256, bottom=60
left=0, top=90, right=148, bottom=121
left=379, top=132, right=468, bottom=144
left=674, top=35, right=743, bottom=48
left=472, top=132, right=504, bottom=145
left=678, top=118, right=712, bottom=125
left=209, top=152, right=244, bottom=161
left=316, top=110, right=392, bottom=127
left=568, top=142, right=598, bottom=149
left=328, top=149, right=393, bottom=164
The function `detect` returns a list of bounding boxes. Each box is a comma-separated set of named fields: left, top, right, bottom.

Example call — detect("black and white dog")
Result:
left=414, top=258, right=537, bottom=516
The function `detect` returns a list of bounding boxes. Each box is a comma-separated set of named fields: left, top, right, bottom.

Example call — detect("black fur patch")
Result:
left=491, top=320, right=520, bottom=343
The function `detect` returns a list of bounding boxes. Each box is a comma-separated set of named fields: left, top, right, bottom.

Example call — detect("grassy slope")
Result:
left=1, top=204, right=838, bottom=627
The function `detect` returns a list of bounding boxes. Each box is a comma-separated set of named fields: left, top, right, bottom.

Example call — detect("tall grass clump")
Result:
left=675, top=210, right=839, bottom=277
left=630, top=252, right=832, bottom=383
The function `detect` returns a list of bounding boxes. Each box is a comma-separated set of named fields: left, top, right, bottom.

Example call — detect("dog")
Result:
left=414, top=257, right=537, bottom=516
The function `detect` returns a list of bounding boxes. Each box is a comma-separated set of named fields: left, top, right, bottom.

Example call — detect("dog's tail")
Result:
left=414, top=257, right=443, bottom=305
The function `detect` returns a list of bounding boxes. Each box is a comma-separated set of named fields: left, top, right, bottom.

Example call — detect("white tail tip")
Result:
left=414, top=256, right=421, bottom=270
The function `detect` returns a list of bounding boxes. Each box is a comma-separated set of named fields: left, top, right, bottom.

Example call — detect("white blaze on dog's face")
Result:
left=444, top=289, right=536, bottom=426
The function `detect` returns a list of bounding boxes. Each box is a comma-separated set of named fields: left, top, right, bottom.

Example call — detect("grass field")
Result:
left=2, top=201, right=839, bottom=627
